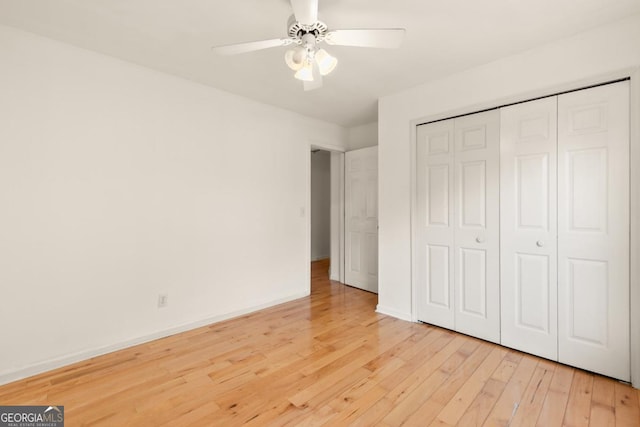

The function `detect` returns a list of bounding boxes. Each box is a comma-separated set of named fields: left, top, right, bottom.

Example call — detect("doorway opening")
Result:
left=310, top=148, right=344, bottom=286
left=308, top=145, right=379, bottom=299
left=310, top=149, right=331, bottom=264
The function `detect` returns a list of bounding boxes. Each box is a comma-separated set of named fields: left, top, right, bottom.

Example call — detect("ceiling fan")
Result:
left=211, top=0, right=406, bottom=91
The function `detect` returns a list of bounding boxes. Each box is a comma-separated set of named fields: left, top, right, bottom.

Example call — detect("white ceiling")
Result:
left=1, top=0, right=639, bottom=127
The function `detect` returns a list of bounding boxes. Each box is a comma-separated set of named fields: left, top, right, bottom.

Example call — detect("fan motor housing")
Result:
left=287, top=15, right=328, bottom=42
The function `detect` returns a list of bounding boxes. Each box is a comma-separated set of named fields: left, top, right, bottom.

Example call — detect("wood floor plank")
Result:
left=615, top=380, right=640, bottom=427
left=490, top=351, right=523, bottom=382
left=0, top=259, right=637, bottom=426
left=562, top=370, right=593, bottom=427
left=509, top=360, right=556, bottom=427
left=588, top=376, right=616, bottom=427
left=399, top=342, right=494, bottom=426
left=379, top=334, right=466, bottom=399
left=318, top=355, right=408, bottom=426
left=457, top=378, right=509, bottom=427
left=481, top=353, right=539, bottom=426
left=348, top=396, right=395, bottom=427
left=324, top=385, right=388, bottom=426
left=535, top=364, right=574, bottom=427
left=432, top=346, right=508, bottom=425
left=288, top=360, right=371, bottom=409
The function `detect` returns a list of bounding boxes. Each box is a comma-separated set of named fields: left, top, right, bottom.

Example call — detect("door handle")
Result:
left=475, top=237, right=485, bottom=243
left=536, top=240, right=544, bottom=247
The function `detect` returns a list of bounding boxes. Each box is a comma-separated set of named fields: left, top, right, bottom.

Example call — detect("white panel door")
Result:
left=345, top=146, right=378, bottom=293
left=557, top=82, right=630, bottom=381
left=416, top=119, right=455, bottom=329
left=500, top=97, right=558, bottom=359
left=454, top=110, right=500, bottom=343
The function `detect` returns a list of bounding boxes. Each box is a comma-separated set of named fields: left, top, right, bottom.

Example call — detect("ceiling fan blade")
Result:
left=325, top=28, right=406, bottom=48
left=304, top=61, right=323, bottom=91
left=303, top=78, right=323, bottom=91
left=212, top=38, right=290, bottom=55
left=290, top=0, right=318, bottom=25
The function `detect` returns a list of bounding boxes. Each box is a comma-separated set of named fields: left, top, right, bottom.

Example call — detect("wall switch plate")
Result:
left=158, top=293, right=168, bottom=308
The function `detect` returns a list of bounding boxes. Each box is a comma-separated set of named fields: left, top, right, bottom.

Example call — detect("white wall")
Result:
left=377, top=14, right=640, bottom=320
left=347, top=122, right=378, bottom=150
left=0, top=24, right=346, bottom=384
left=311, top=150, right=331, bottom=261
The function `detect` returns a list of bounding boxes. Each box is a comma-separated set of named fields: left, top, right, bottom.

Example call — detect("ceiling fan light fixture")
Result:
left=315, top=48, right=337, bottom=76
left=211, top=0, right=406, bottom=91
left=284, top=46, right=306, bottom=71
left=294, top=61, right=314, bottom=82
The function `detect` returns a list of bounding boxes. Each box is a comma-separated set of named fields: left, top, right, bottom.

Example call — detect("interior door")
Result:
left=500, top=97, right=558, bottom=360
left=557, top=81, right=630, bottom=381
left=416, top=119, right=455, bottom=329
left=453, top=110, right=500, bottom=343
left=345, top=146, right=378, bottom=293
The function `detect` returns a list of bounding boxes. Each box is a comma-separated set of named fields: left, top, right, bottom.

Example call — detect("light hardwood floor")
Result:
left=1, top=259, right=639, bottom=426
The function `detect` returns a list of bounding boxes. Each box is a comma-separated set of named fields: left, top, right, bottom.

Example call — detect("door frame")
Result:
left=306, top=140, right=346, bottom=289
left=410, top=67, right=640, bottom=388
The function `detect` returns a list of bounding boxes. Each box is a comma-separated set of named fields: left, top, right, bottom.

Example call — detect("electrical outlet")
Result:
left=158, top=293, right=168, bottom=308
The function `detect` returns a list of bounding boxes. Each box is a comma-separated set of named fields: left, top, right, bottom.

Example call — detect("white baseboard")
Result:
left=0, top=291, right=309, bottom=387
left=311, top=254, right=330, bottom=262
left=376, top=305, right=412, bottom=322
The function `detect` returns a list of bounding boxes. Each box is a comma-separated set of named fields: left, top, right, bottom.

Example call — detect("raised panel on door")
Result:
left=557, top=81, right=630, bottom=381
left=500, top=97, right=558, bottom=360
left=416, top=119, right=455, bottom=329
left=453, top=110, right=500, bottom=343
left=459, top=248, right=487, bottom=318
left=426, top=244, right=450, bottom=309
left=345, top=146, right=378, bottom=293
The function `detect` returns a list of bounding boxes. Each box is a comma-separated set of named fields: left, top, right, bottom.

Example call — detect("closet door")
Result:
left=453, top=110, right=500, bottom=343
left=557, top=81, right=630, bottom=381
left=500, top=97, right=558, bottom=360
left=416, top=119, right=455, bottom=329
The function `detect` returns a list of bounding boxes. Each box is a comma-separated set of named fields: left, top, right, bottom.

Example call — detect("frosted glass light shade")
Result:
left=294, top=62, right=314, bottom=81
left=315, top=49, right=337, bottom=76
left=285, top=47, right=306, bottom=71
